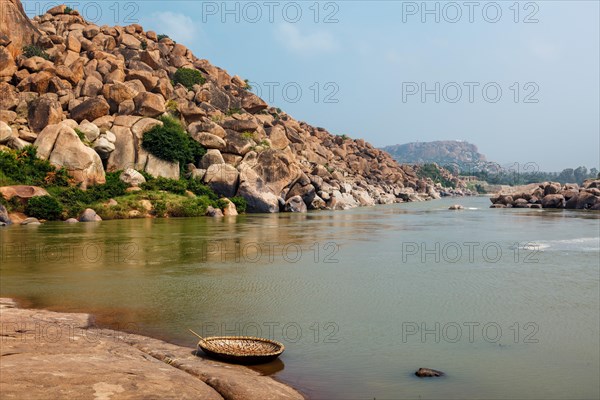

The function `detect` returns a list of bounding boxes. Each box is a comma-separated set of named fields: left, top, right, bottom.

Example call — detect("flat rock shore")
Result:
left=0, top=298, right=304, bottom=400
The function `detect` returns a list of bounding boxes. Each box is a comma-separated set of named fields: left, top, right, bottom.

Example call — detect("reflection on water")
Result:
left=1, top=197, right=599, bottom=399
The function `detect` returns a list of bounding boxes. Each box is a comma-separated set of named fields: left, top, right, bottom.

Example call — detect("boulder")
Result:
left=120, top=168, right=146, bottom=187
left=222, top=198, right=238, bottom=216
left=512, top=198, right=529, bottom=208
left=48, top=126, right=106, bottom=188
left=0, top=82, right=19, bottom=110
left=415, top=368, right=444, bottom=378
left=79, top=208, right=102, bottom=222
left=144, top=154, right=179, bottom=180
left=106, top=126, right=135, bottom=171
left=237, top=166, right=280, bottom=213
left=64, top=218, right=79, bottom=223
left=543, top=182, right=562, bottom=196
left=191, top=132, right=226, bottom=150
left=328, top=190, right=359, bottom=210
left=541, top=194, right=565, bottom=209
left=28, top=95, right=63, bottom=133
left=93, top=135, right=116, bottom=159
left=0, top=46, right=17, bottom=81
left=252, top=149, right=301, bottom=195
left=0, top=185, right=49, bottom=203
left=0, top=204, right=12, bottom=225
left=206, top=206, right=224, bottom=217
left=134, top=92, right=165, bottom=117
left=200, top=149, right=225, bottom=169
left=0, top=0, right=40, bottom=55
left=70, top=98, right=110, bottom=122
left=284, top=196, right=307, bottom=213
left=0, top=121, right=12, bottom=143
left=21, top=217, right=41, bottom=225
left=204, top=163, right=239, bottom=198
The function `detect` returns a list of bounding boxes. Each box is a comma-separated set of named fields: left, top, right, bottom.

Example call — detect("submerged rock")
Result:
left=448, top=204, right=464, bottom=210
left=415, top=368, right=445, bottom=378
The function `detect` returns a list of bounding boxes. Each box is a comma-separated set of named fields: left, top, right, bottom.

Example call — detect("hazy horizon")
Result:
left=24, top=1, right=600, bottom=171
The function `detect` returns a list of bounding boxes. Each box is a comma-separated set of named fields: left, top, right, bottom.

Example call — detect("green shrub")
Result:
left=169, top=197, right=211, bottom=217
left=25, top=196, right=63, bottom=220
left=157, top=34, right=169, bottom=41
left=173, top=68, right=205, bottom=90
left=186, top=178, right=218, bottom=200
left=0, top=146, right=70, bottom=187
left=64, top=6, right=73, bottom=13
left=165, top=99, right=179, bottom=115
left=22, top=45, right=50, bottom=60
left=141, top=177, right=188, bottom=195
left=230, top=196, right=247, bottom=213
left=142, top=116, right=205, bottom=169
left=55, top=186, right=90, bottom=216
left=87, top=171, right=128, bottom=200
left=140, top=40, right=147, bottom=50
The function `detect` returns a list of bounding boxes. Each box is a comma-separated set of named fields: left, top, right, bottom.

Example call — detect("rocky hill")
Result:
left=0, top=0, right=445, bottom=216
left=382, top=140, right=490, bottom=172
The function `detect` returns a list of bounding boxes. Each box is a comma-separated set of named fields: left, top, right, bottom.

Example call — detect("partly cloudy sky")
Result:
left=26, top=1, right=599, bottom=171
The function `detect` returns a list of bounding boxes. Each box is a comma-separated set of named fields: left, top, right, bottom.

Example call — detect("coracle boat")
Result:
left=189, top=329, right=285, bottom=364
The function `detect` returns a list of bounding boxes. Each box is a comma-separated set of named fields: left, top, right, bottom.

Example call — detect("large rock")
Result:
left=134, top=92, right=165, bottom=117
left=0, top=185, right=49, bottom=203
left=0, top=121, right=12, bottom=143
left=28, top=95, right=63, bottom=133
left=190, top=130, right=225, bottom=150
left=284, top=195, right=307, bottom=213
left=107, top=126, right=135, bottom=171
left=79, top=208, right=102, bottom=222
left=253, top=149, right=301, bottom=195
left=0, top=0, right=40, bottom=55
left=144, top=154, right=179, bottom=180
left=0, top=82, right=19, bottom=110
left=0, top=204, right=12, bottom=225
left=200, top=149, right=225, bottom=169
left=0, top=299, right=304, bottom=400
left=103, top=82, right=138, bottom=112
left=70, top=98, right=110, bottom=122
left=204, top=163, right=239, bottom=198
left=329, top=190, right=359, bottom=210
left=541, top=194, right=565, bottom=209
left=120, top=168, right=146, bottom=187
left=237, top=165, right=280, bottom=213
left=0, top=47, right=17, bottom=82
left=48, top=126, right=106, bottom=188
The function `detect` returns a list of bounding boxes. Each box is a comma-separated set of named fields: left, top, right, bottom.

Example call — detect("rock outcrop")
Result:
left=0, top=298, right=304, bottom=400
left=0, top=0, right=448, bottom=213
left=490, top=180, right=600, bottom=210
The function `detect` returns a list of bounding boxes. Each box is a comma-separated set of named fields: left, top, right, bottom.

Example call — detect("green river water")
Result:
left=1, top=197, right=599, bottom=399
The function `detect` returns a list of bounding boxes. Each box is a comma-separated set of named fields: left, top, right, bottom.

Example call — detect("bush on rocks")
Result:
left=142, top=116, right=206, bottom=170
left=25, top=195, right=63, bottom=220
left=173, top=68, right=205, bottom=89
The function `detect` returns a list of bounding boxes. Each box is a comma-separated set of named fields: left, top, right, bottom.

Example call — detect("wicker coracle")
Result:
left=189, top=329, right=285, bottom=364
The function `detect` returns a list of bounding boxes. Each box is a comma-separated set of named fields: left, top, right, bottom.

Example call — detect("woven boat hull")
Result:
left=196, top=336, right=285, bottom=365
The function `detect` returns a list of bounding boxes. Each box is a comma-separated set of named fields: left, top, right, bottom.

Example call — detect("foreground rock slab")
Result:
left=0, top=298, right=304, bottom=400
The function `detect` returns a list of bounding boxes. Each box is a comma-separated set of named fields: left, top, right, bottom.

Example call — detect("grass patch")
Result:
left=22, top=45, right=50, bottom=60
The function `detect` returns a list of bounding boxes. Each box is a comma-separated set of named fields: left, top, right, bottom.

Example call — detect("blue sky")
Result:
left=26, top=1, right=599, bottom=171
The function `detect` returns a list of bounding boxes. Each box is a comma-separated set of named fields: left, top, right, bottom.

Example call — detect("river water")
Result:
left=1, top=197, right=598, bottom=399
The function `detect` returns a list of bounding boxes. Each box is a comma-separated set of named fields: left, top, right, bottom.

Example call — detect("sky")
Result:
left=25, top=1, right=600, bottom=172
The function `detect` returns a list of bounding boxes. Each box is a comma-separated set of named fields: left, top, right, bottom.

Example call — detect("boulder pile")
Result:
left=490, top=180, right=600, bottom=210
left=1, top=1, right=454, bottom=213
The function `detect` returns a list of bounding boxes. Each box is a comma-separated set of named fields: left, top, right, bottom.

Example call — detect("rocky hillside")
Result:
left=382, top=140, right=490, bottom=172
left=0, top=0, right=443, bottom=215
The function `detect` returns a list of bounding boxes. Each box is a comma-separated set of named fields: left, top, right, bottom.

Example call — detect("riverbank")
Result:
left=0, top=298, right=304, bottom=400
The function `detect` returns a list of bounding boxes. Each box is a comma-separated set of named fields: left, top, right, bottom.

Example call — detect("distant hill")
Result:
left=381, top=140, right=489, bottom=172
